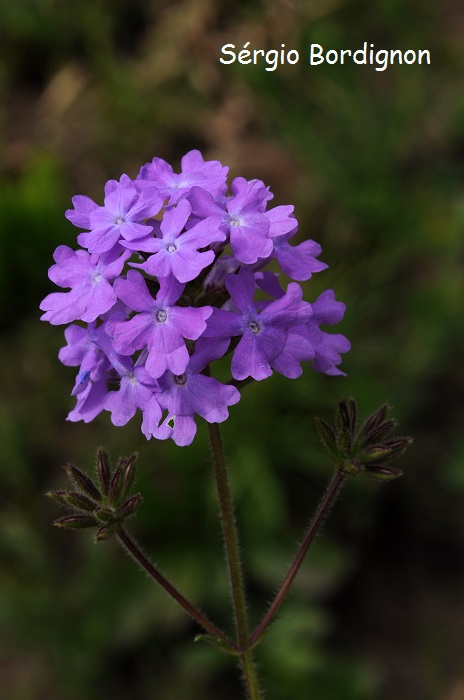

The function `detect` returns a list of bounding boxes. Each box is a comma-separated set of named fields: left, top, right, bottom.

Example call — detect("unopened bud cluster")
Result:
left=315, top=399, right=412, bottom=480
left=47, top=448, right=141, bottom=542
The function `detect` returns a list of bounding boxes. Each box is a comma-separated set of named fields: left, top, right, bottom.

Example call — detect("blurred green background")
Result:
left=1, top=1, right=464, bottom=698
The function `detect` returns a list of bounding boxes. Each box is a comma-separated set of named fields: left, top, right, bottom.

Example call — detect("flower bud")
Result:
left=357, top=404, right=390, bottom=441
left=121, top=453, right=138, bottom=501
left=54, top=515, right=97, bottom=529
left=49, top=448, right=143, bottom=541
left=109, top=466, right=124, bottom=505
left=360, top=445, right=394, bottom=464
left=314, top=417, right=337, bottom=457
left=65, top=464, right=101, bottom=501
left=364, top=466, right=403, bottom=481
left=94, top=525, right=117, bottom=543
left=96, top=447, right=111, bottom=496
left=119, top=494, right=143, bottom=519
left=316, top=398, right=412, bottom=483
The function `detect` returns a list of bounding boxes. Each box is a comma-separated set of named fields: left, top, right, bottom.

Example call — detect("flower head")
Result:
left=41, top=151, right=350, bottom=445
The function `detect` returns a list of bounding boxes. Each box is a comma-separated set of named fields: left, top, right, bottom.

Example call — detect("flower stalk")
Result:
left=116, top=526, right=237, bottom=653
left=48, top=448, right=237, bottom=654
left=47, top=399, right=412, bottom=699
left=250, top=399, right=412, bottom=646
left=208, top=422, right=262, bottom=700
left=250, top=470, right=346, bottom=647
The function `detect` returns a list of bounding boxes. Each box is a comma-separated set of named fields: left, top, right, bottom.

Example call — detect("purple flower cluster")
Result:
left=40, top=150, right=350, bottom=446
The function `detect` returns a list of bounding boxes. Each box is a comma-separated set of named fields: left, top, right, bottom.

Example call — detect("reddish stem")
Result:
left=249, top=470, right=346, bottom=647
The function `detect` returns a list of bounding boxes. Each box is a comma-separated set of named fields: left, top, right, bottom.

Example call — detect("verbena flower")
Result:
left=40, top=246, right=130, bottom=324
left=41, top=151, right=350, bottom=445
left=128, top=199, right=225, bottom=282
left=148, top=345, right=240, bottom=447
left=138, top=149, right=228, bottom=205
left=107, top=270, right=212, bottom=379
left=67, top=175, right=163, bottom=255
left=203, top=267, right=312, bottom=380
left=189, top=182, right=274, bottom=264
left=104, top=361, right=161, bottom=428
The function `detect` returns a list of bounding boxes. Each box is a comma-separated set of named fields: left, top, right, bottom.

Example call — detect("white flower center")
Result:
left=167, top=243, right=177, bottom=253
left=127, top=372, right=138, bottom=384
left=248, top=320, right=260, bottom=334
left=156, top=309, right=167, bottom=323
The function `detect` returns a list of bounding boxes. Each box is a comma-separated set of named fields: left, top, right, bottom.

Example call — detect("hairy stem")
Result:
left=250, top=470, right=346, bottom=647
left=116, top=526, right=237, bottom=653
left=208, top=422, right=263, bottom=699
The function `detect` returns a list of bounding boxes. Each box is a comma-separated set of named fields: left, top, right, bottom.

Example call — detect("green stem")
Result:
left=207, top=422, right=263, bottom=700
left=250, top=470, right=346, bottom=647
left=116, top=526, right=237, bottom=653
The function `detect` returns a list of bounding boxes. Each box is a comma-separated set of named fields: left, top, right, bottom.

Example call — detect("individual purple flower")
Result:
left=264, top=208, right=328, bottom=281
left=59, top=323, right=97, bottom=370
left=145, top=345, right=240, bottom=447
left=59, top=323, right=109, bottom=396
left=67, top=375, right=110, bottom=424
left=104, top=358, right=162, bottom=428
left=271, top=330, right=316, bottom=379
left=137, top=149, right=229, bottom=205
left=300, top=290, right=351, bottom=376
left=65, top=195, right=99, bottom=230
left=64, top=321, right=161, bottom=428
left=128, top=199, right=225, bottom=282
left=272, top=235, right=328, bottom=281
left=66, top=175, right=163, bottom=255
left=204, top=267, right=312, bottom=381
left=189, top=182, right=273, bottom=265
left=264, top=204, right=296, bottom=234
left=230, top=177, right=274, bottom=210
left=39, top=246, right=130, bottom=325
left=65, top=322, right=122, bottom=418
left=255, top=275, right=350, bottom=377
left=107, top=270, right=212, bottom=379
left=64, top=321, right=117, bottom=423
left=66, top=179, right=122, bottom=229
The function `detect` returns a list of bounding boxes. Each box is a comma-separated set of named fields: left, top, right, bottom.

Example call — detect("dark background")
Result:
left=1, top=1, right=464, bottom=698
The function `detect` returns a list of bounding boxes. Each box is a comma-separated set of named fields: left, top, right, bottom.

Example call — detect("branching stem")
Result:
left=250, top=470, right=346, bottom=647
left=116, top=526, right=237, bottom=653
